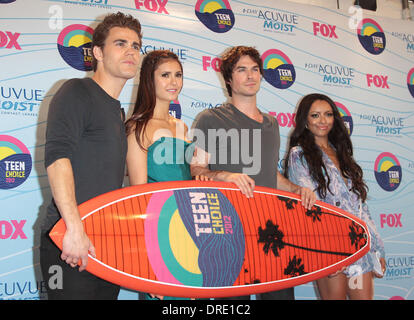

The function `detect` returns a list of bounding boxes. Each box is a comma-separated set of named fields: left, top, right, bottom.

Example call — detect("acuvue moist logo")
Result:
left=391, top=31, right=414, bottom=54
left=335, top=102, right=353, bottom=136
left=385, top=255, right=414, bottom=281
left=57, top=24, right=94, bottom=71
left=0, top=135, right=32, bottom=189
left=374, top=152, right=401, bottom=192
left=195, top=0, right=235, bottom=33
left=407, top=67, right=414, bottom=98
left=0, top=86, right=43, bottom=117
left=241, top=7, right=298, bottom=35
left=304, top=62, right=355, bottom=87
left=357, top=18, right=386, bottom=55
left=261, top=49, right=296, bottom=89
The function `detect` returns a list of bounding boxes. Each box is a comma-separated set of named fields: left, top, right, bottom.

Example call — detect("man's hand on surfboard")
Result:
left=221, top=172, right=255, bottom=198
left=61, top=227, right=96, bottom=272
left=194, top=175, right=212, bottom=181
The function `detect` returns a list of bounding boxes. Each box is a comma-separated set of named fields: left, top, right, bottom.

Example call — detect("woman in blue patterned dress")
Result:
left=284, top=93, right=385, bottom=300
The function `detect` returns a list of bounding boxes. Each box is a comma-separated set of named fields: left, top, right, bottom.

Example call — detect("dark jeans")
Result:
left=39, top=231, right=120, bottom=300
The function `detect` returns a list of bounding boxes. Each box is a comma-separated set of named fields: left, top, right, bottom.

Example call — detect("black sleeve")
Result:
left=44, top=79, right=91, bottom=169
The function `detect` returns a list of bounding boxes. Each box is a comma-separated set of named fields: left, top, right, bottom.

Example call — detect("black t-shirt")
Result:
left=42, top=78, right=127, bottom=231
left=191, top=103, right=280, bottom=189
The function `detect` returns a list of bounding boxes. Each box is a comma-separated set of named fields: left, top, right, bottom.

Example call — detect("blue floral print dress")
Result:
left=287, top=146, right=385, bottom=277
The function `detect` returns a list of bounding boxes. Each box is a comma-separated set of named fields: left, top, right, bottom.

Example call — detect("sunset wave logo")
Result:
left=0, top=135, right=32, bottom=189
left=57, top=24, right=94, bottom=71
left=195, top=0, right=235, bottom=33
left=357, top=18, right=386, bottom=55
left=374, top=152, right=401, bottom=192
left=262, top=49, right=296, bottom=89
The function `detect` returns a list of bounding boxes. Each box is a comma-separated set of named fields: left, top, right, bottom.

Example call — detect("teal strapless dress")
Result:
left=145, top=136, right=194, bottom=300
left=147, top=136, right=194, bottom=183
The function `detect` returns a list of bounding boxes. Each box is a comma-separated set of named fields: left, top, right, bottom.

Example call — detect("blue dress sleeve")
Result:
left=287, top=146, right=319, bottom=199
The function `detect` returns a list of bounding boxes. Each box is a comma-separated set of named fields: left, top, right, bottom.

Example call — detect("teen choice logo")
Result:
left=374, top=152, right=402, bottom=192
left=335, top=102, right=353, bottom=135
left=0, top=135, right=32, bottom=189
left=407, top=68, right=414, bottom=98
left=195, top=0, right=235, bottom=33
left=262, top=49, right=296, bottom=89
left=144, top=188, right=244, bottom=287
left=57, top=24, right=94, bottom=71
left=357, top=18, right=386, bottom=55
left=169, top=100, right=181, bottom=119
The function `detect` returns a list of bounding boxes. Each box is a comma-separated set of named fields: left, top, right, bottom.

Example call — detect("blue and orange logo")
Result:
left=0, top=135, right=32, bottom=189
left=57, top=24, right=94, bottom=71
left=262, top=49, right=296, bottom=89
left=357, top=18, right=386, bottom=55
left=407, top=68, right=414, bottom=98
left=335, top=102, right=353, bottom=136
left=169, top=100, right=182, bottom=119
left=144, top=188, right=244, bottom=287
left=374, top=152, right=402, bottom=192
left=195, top=0, right=235, bottom=33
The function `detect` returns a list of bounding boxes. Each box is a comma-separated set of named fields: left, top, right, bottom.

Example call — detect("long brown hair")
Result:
left=284, top=93, right=368, bottom=202
left=125, top=50, right=183, bottom=150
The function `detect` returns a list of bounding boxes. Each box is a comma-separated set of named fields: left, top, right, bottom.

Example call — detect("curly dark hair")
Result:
left=220, top=46, right=263, bottom=97
left=284, top=93, right=368, bottom=202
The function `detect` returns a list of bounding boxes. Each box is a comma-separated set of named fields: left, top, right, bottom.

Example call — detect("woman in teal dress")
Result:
left=125, top=50, right=199, bottom=300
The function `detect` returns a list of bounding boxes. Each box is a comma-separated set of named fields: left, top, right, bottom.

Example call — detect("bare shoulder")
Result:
left=147, top=117, right=174, bottom=143
left=172, top=117, right=191, bottom=142
left=172, top=117, right=188, bottom=130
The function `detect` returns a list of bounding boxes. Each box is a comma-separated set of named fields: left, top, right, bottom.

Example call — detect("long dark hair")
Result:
left=125, top=50, right=183, bottom=150
left=284, top=93, right=368, bottom=202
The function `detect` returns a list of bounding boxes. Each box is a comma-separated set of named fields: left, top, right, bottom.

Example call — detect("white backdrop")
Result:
left=0, top=0, right=413, bottom=300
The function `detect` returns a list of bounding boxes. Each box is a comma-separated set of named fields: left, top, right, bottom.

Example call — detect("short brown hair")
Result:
left=220, top=46, right=263, bottom=97
left=92, top=12, right=143, bottom=72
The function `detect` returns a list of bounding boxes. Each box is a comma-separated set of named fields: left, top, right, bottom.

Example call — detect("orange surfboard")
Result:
left=49, top=181, right=370, bottom=298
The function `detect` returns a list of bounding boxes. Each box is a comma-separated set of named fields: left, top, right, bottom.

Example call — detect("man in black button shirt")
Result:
left=40, top=12, right=142, bottom=300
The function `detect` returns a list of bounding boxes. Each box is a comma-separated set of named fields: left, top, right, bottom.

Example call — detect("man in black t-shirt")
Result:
left=191, top=46, right=316, bottom=300
left=40, top=12, right=142, bottom=300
